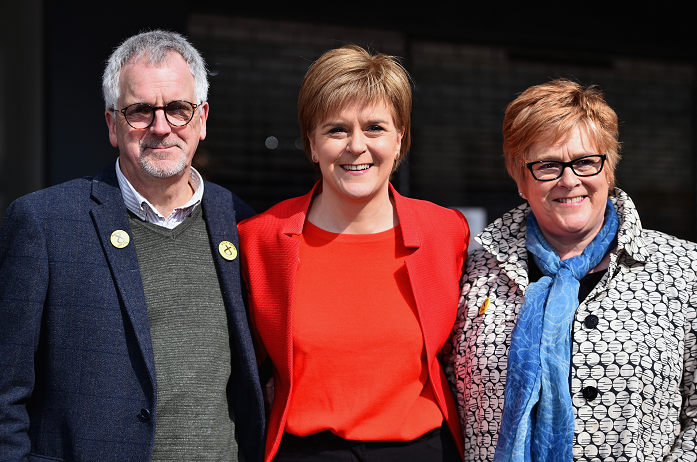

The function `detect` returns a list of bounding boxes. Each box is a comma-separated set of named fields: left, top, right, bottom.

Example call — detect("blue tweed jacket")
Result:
left=0, top=163, right=265, bottom=462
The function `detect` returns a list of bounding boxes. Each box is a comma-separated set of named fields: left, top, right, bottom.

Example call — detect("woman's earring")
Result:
left=312, top=155, right=318, bottom=163
left=519, top=192, right=524, bottom=198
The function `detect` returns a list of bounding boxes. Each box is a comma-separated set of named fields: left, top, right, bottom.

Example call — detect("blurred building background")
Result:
left=1, top=2, right=695, bottom=241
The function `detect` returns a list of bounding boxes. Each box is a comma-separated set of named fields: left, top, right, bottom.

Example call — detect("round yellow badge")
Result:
left=218, top=241, right=238, bottom=261
left=110, top=230, right=130, bottom=249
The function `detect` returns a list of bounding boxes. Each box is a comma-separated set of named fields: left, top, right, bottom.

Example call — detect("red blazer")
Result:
left=238, top=182, right=469, bottom=462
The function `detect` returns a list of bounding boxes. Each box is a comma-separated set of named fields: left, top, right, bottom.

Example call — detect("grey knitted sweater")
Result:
left=130, top=205, right=241, bottom=461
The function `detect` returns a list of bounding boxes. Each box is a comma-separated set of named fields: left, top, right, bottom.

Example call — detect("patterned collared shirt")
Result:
left=115, top=158, right=204, bottom=229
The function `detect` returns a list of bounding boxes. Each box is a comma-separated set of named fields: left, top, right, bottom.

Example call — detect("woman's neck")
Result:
left=538, top=227, right=615, bottom=273
left=307, top=183, right=398, bottom=234
left=539, top=220, right=604, bottom=261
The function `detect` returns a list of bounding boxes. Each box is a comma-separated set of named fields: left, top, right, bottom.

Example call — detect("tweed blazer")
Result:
left=447, top=188, right=697, bottom=462
left=0, top=164, right=265, bottom=462
left=238, top=182, right=469, bottom=462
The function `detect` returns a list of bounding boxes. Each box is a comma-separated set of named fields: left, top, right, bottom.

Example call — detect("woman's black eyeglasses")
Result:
left=526, top=154, right=607, bottom=181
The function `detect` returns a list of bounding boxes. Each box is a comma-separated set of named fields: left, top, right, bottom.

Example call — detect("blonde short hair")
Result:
left=503, top=79, right=621, bottom=188
left=298, top=45, right=412, bottom=173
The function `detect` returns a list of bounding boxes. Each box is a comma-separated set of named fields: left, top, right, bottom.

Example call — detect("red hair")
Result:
left=503, top=79, right=621, bottom=188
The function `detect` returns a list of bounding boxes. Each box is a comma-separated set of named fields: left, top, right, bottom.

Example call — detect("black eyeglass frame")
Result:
left=115, top=100, right=202, bottom=130
left=525, top=154, right=607, bottom=182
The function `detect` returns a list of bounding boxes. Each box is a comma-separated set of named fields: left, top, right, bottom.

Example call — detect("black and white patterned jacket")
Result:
left=447, top=188, right=697, bottom=462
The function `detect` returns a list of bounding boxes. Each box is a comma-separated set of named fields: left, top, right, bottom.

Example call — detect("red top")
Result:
left=286, top=221, right=443, bottom=440
left=238, top=182, right=469, bottom=462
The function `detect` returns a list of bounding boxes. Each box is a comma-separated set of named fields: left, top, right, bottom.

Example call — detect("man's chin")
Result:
left=141, top=160, right=187, bottom=179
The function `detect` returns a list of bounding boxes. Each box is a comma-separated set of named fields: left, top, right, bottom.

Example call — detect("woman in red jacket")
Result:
left=238, top=45, right=469, bottom=462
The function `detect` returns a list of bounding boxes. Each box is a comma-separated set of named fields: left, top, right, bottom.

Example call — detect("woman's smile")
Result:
left=553, top=196, right=586, bottom=204
left=342, top=163, right=372, bottom=172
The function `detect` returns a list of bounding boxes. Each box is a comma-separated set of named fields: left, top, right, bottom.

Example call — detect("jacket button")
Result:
left=582, top=386, right=598, bottom=401
left=138, top=408, right=151, bottom=422
left=584, top=315, right=599, bottom=329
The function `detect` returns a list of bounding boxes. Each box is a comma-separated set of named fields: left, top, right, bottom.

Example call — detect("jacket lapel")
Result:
left=274, top=184, right=316, bottom=392
left=89, top=165, right=156, bottom=386
left=391, top=186, right=441, bottom=359
left=201, top=186, right=254, bottom=354
left=478, top=203, right=530, bottom=293
left=203, top=185, right=266, bottom=451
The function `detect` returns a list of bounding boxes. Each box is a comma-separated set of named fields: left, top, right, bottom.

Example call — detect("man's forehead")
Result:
left=118, top=52, right=195, bottom=99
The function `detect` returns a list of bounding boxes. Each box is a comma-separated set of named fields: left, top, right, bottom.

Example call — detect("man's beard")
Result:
left=139, top=138, right=188, bottom=178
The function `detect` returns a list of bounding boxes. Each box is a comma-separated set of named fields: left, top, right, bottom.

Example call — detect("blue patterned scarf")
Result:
left=494, top=200, right=618, bottom=462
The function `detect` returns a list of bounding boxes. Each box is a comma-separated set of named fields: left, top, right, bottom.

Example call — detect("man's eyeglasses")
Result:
left=115, top=100, right=201, bottom=129
left=526, top=154, right=607, bottom=181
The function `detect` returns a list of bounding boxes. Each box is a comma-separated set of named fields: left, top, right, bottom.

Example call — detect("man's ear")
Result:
left=198, top=102, right=209, bottom=141
left=105, top=110, right=118, bottom=148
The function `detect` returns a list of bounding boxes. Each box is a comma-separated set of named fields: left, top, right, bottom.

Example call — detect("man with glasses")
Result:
left=0, top=30, right=264, bottom=461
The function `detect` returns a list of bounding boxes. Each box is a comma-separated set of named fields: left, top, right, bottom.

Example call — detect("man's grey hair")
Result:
left=102, top=30, right=208, bottom=110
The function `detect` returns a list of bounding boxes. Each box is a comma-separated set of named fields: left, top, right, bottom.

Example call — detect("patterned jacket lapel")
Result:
left=475, top=188, right=650, bottom=302
left=477, top=202, right=531, bottom=296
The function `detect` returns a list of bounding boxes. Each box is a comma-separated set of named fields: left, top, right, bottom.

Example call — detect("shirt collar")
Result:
left=115, top=158, right=204, bottom=227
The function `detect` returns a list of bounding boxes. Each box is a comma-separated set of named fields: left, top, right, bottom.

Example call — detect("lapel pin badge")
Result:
left=218, top=241, right=238, bottom=261
left=479, top=297, right=490, bottom=315
left=110, top=230, right=130, bottom=249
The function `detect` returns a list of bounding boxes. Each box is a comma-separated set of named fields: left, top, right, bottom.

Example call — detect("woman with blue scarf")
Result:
left=447, top=79, right=697, bottom=461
